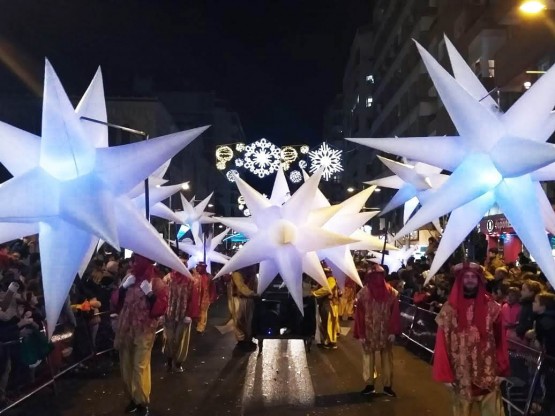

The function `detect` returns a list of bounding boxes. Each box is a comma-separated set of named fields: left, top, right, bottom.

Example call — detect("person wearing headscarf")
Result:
left=433, top=262, right=509, bottom=416
left=313, top=267, right=340, bottom=349
left=192, top=262, right=216, bottom=334
left=354, top=264, right=400, bottom=398
left=163, top=255, right=192, bottom=373
left=339, top=277, right=357, bottom=321
left=111, top=254, right=168, bottom=416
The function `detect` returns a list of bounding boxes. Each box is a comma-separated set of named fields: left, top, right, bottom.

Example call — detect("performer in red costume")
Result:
left=354, top=264, right=400, bottom=397
left=433, top=262, right=509, bottom=416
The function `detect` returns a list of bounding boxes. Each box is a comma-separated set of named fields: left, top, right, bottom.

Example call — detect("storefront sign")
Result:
left=479, top=214, right=512, bottom=234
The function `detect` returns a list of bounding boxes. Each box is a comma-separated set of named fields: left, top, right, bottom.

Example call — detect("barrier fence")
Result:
left=399, top=298, right=555, bottom=416
left=1, top=299, right=554, bottom=415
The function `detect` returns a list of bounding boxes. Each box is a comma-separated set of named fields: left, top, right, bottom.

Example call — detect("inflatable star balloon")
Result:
left=215, top=170, right=357, bottom=311
left=175, top=193, right=215, bottom=240
left=368, top=156, right=448, bottom=232
left=368, top=245, right=418, bottom=273
left=0, top=61, right=207, bottom=337
left=180, top=227, right=230, bottom=273
left=348, top=38, right=555, bottom=287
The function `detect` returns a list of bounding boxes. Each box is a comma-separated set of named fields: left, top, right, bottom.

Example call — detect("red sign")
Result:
left=479, top=214, right=513, bottom=235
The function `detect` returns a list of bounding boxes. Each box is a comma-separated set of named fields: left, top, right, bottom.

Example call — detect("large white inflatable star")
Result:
left=180, top=227, right=230, bottom=273
left=0, top=61, right=207, bottom=337
left=215, top=170, right=357, bottom=311
left=348, top=38, right=555, bottom=287
left=174, top=193, right=215, bottom=241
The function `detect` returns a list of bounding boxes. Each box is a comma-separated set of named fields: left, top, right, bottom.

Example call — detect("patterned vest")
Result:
left=436, top=300, right=501, bottom=400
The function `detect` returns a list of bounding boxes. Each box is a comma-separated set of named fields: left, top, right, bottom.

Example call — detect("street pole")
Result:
left=381, top=219, right=389, bottom=266
left=80, top=116, right=150, bottom=220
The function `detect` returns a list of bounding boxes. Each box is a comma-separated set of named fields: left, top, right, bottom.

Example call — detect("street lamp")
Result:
left=519, top=0, right=547, bottom=14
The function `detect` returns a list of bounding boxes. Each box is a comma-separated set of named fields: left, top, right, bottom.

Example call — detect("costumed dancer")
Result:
left=313, top=267, right=340, bottom=349
left=230, top=265, right=258, bottom=351
left=339, top=277, right=357, bottom=321
left=163, top=255, right=192, bottom=373
left=433, top=262, right=509, bottom=416
left=354, top=264, right=400, bottom=398
left=193, top=262, right=216, bottom=334
left=112, top=255, right=168, bottom=416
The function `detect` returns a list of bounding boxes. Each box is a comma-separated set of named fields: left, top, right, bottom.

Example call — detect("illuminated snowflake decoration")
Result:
left=216, top=161, right=226, bottom=170
left=243, top=138, right=282, bottom=178
left=289, top=170, right=302, bottom=183
left=281, top=146, right=298, bottom=162
left=226, top=170, right=239, bottom=182
left=243, top=208, right=251, bottom=217
left=299, top=160, right=307, bottom=169
left=300, top=145, right=310, bottom=154
left=237, top=195, right=246, bottom=205
left=235, top=158, right=244, bottom=167
left=236, top=143, right=245, bottom=152
left=216, top=146, right=234, bottom=162
left=308, top=143, right=343, bottom=181
left=281, top=161, right=291, bottom=171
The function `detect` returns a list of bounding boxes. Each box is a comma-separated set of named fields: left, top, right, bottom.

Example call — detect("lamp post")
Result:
left=81, top=116, right=150, bottom=220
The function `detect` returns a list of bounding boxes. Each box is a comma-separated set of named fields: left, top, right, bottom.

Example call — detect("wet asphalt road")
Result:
left=4, top=298, right=457, bottom=416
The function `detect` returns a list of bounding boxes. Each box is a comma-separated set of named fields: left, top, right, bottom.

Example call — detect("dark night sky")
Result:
left=0, top=1, right=372, bottom=144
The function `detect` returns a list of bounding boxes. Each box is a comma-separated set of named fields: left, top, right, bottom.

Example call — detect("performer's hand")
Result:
left=387, top=334, right=396, bottom=343
left=7, top=281, right=19, bottom=293
left=121, top=274, right=136, bottom=289
left=140, top=280, right=153, bottom=296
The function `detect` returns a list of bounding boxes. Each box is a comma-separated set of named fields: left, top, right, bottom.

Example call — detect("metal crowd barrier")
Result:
left=399, top=299, right=555, bottom=416
left=0, top=309, right=117, bottom=415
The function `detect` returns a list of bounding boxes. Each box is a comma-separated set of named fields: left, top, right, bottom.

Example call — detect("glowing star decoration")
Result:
left=215, top=170, right=358, bottom=312
left=309, top=143, right=343, bottom=181
left=243, top=138, right=282, bottom=178
left=235, top=159, right=244, bottom=167
left=368, top=156, right=449, bottom=231
left=348, top=38, right=555, bottom=287
left=0, top=62, right=206, bottom=337
left=175, top=193, right=215, bottom=240
left=290, top=170, right=302, bottom=183
left=180, top=228, right=230, bottom=273
left=300, top=169, right=395, bottom=287
left=368, top=245, right=418, bottom=273
left=226, top=170, right=239, bottom=182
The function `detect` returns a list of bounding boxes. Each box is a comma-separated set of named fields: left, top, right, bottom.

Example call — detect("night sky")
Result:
left=0, top=1, right=372, bottom=144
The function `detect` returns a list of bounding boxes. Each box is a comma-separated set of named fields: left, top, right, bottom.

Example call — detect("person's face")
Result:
left=12, top=253, right=20, bottom=261
left=488, top=251, right=496, bottom=259
left=507, top=291, right=519, bottom=305
left=532, top=295, right=545, bottom=314
left=462, top=271, right=479, bottom=297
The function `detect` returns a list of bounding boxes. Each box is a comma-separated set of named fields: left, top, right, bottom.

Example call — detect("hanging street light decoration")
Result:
left=309, top=142, right=343, bottom=181
left=235, top=143, right=246, bottom=152
left=299, top=160, right=307, bottom=169
left=235, top=158, right=244, bottom=167
left=216, top=161, right=226, bottom=170
left=226, top=169, right=239, bottom=182
left=300, top=145, right=310, bottom=154
left=289, top=170, right=302, bottom=183
left=281, top=146, right=298, bottom=163
left=243, top=138, right=282, bottom=178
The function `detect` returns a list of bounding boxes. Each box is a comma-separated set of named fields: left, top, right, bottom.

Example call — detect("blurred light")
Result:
left=519, top=1, right=546, bottom=14
left=181, top=182, right=190, bottom=190
left=347, top=187, right=355, bottom=193
left=208, top=204, right=214, bottom=208
left=524, top=81, right=532, bottom=90
left=375, top=187, right=381, bottom=192
left=526, top=70, right=546, bottom=74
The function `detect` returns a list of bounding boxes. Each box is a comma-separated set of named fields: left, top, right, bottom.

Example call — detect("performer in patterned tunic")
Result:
left=433, top=262, right=509, bottom=416
left=354, top=264, right=400, bottom=397
left=163, top=255, right=192, bottom=373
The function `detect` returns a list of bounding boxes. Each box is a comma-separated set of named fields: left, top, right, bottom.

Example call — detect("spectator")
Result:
left=531, top=292, right=555, bottom=356
left=501, top=287, right=521, bottom=340
left=516, top=279, right=543, bottom=341
left=484, top=248, right=505, bottom=278
left=486, top=267, right=508, bottom=295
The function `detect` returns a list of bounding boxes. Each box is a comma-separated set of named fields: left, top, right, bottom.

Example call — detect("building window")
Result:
left=488, top=59, right=495, bottom=78
left=366, top=74, right=374, bottom=83
left=366, top=97, right=373, bottom=108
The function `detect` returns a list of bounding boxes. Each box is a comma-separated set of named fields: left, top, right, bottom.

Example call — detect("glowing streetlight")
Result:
left=519, top=0, right=547, bottom=14
left=347, top=187, right=355, bottom=193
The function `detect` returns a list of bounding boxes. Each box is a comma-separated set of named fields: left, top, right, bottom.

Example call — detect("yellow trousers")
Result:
left=319, top=301, right=339, bottom=344
left=196, top=305, right=209, bottom=333
left=451, top=388, right=504, bottom=416
left=231, top=297, right=254, bottom=341
left=339, top=288, right=355, bottom=319
left=362, top=343, right=393, bottom=387
left=119, top=330, right=156, bottom=406
left=163, top=320, right=191, bottom=364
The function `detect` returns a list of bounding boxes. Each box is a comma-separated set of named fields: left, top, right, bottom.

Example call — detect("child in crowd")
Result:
left=501, top=287, right=521, bottom=341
